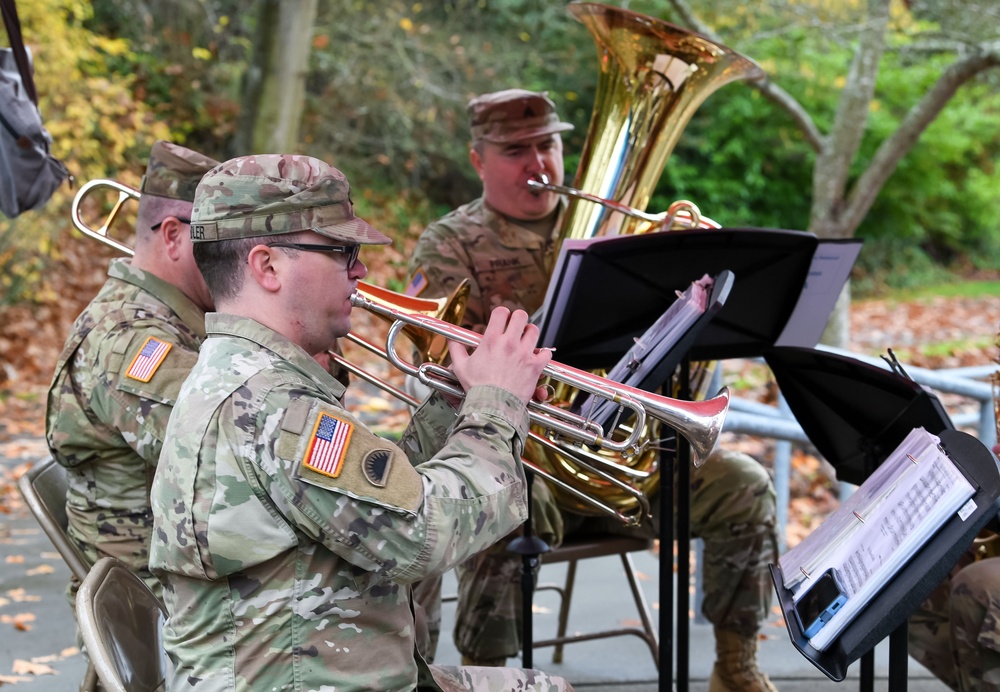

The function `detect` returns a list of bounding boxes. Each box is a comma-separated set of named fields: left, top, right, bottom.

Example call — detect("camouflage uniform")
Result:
left=909, top=546, right=1000, bottom=691
left=46, top=258, right=205, bottom=597
left=149, top=153, right=573, bottom=692
left=408, top=192, right=777, bottom=663
left=45, top=141, right=218, bottom=604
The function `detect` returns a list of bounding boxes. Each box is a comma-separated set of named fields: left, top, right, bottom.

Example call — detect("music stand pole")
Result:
left=660, top=434, right=675, bottom=689
left=508, top=470, right=549, bottom=669
left=677, top=359, right=693, bottom=692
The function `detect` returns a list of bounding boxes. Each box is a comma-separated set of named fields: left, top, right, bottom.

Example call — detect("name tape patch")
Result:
left=126, top=336, right=172, bottom=382
left=302, top=413, right=353, bottom=478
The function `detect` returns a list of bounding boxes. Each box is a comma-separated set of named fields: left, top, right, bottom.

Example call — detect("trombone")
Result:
left=71, top=179, right=141, bottom=256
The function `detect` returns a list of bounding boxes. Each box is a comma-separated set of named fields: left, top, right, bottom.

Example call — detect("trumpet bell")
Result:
left=356, top=280, right=470, bottom=365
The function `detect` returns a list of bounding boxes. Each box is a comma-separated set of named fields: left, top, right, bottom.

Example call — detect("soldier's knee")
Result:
left=692, top=450, right=776, bottom=531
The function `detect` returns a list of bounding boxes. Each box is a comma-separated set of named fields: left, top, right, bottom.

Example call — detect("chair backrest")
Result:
left=77, top=557, right=167, bottom=692
left=17, top=456, right=92, bottom=581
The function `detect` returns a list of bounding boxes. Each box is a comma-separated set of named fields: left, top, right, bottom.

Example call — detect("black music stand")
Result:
left=763, top=347, right=1000, bottom=690
left=538, top=227, right=819, bottom=367
left=535, top=227, right=834, bottom=691
left=519, top=269, right=733, bottom=669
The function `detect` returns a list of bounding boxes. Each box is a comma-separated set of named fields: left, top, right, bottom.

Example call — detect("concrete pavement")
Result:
left=0, top=435, right=949, bottom=691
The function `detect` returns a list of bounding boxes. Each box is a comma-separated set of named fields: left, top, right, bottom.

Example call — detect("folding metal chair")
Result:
left=76, top=557, right=167, bottom=692
left=533, top=535, right=659, bottom=668
left=17, top=456, right=99, bottom=691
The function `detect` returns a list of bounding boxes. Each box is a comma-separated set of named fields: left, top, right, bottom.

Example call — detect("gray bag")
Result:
left=0, top=0, right=69, bottom=218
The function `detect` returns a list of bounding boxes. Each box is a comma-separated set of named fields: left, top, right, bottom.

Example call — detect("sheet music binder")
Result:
left=770, top=429, right=1000, bottom=681
left=572, top=271, right=734, bottom=431
left=763, top=347, right=1000, bottom=680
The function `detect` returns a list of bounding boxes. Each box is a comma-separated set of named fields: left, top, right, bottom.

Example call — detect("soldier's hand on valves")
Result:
left=448, top=306, right=552, bottom=406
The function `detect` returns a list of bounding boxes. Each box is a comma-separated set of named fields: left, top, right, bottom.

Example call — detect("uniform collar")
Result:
left=480, top=197, right=566, bottom=250
left=204, top=313, right=346, bottom=397
left=108, top=258, right=206, bottom=337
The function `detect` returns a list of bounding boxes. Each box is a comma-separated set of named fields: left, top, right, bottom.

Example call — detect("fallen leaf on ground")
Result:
left=25, top=564, right=54, bottom=576
left=1, top=613, right=36, bottom=631
left=11, top=659, right=56, bottom=675
left=4, top=556, right=24, bottom=564
left=0, top=674, right=33, bottom=684
left=5, top=589, right=40, bottom=602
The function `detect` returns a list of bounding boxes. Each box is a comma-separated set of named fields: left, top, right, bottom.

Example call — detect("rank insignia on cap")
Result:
left=126, top=336, right=173, bottom=382
left=362, top=449, right=394, bottom=487
left=302, top=413, right=353, bottom=478
left=405, top=268, right=428, bottom=297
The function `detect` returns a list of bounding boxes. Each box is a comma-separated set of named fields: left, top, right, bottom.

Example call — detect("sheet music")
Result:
left=778, top=427, right=976, bottom=651
left=775, top=240, right=863, bottom=348
left=575, top=274, right=711, bottom=428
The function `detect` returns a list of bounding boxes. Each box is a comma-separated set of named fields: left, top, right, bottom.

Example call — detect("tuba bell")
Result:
left=524, top=2, right=764, bottom=518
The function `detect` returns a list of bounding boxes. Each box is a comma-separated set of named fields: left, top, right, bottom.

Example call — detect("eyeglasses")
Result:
left=150, top=217, right=191, bottom=231
left=266, top=242, right=361, bottom=270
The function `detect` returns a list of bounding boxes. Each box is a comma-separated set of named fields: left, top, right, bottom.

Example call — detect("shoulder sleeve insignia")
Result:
left=362, top=449, right=394, bottom=487
left=302, top=412, right=354, bottom=478
left=125, top=336, right=173, bottom=382
left=405, top=268, right=428, bottom=297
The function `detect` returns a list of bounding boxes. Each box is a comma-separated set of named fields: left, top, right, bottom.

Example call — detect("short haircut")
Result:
left=136, top=195, right=193, bottom=236
left=193, top=232, right=302, bottom=304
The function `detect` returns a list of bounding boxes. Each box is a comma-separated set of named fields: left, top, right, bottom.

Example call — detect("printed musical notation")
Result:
left=778, top=427, right=977, bottom=651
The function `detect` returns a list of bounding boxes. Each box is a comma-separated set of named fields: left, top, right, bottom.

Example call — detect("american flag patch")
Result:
left=405, top=268, right=429, bottom=297
left=302, top=413, right=353, bottom=478
left=125, top=336, right=172, bottom=382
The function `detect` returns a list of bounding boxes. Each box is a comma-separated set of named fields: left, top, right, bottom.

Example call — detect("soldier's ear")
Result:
left=159, top=217, right=187, bottom=261
left=470, top=147, right=485, bottom=180
left=246, top=244, right=283, bottom=293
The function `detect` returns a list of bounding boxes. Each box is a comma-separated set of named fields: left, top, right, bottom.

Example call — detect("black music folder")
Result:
left=570, top=270, right=733, bottom=430
left=763, top=346, right=1000, bottom=681
left=764, top=346, right=954, bottom=485
left=536, top=228, right=830, bottom=368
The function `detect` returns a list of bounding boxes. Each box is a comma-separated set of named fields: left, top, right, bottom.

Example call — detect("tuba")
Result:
left=524, top=2, right=764, bottom=518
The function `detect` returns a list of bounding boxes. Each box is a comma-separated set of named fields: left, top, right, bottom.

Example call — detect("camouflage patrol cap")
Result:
left=189, top=154, right=391, bottom=245
left=139, top=141, right=220, bottom=201
left=468, top=88, right=573, bottom=144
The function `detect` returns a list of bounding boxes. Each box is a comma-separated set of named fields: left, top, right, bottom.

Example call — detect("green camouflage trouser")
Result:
left=909, top=553, right=1000, bottom=691
left=430, top=664, right=574, bottom=691
left=418, top=448, right=777, bottom=662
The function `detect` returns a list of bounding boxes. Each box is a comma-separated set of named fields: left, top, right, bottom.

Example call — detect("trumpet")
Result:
left=350, top=290, right=730, bottom=465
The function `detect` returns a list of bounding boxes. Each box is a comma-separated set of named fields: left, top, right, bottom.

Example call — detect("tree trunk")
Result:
left=234, top=0, right=317, bottom=155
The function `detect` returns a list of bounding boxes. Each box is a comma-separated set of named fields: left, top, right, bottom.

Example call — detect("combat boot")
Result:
left=708, top=627, right=777, bottom=692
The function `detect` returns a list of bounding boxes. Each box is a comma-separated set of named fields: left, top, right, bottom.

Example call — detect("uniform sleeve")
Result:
left=397, top=392, right=459, bottom=465
left=250, top=383, right=529, bottom=584
left=89, top=325, right=199, bottom=465
left=408, top=220, right=489, bottom=331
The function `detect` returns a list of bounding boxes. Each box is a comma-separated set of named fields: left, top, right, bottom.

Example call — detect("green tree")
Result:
left=650, top=0, right=1000, bottom=342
